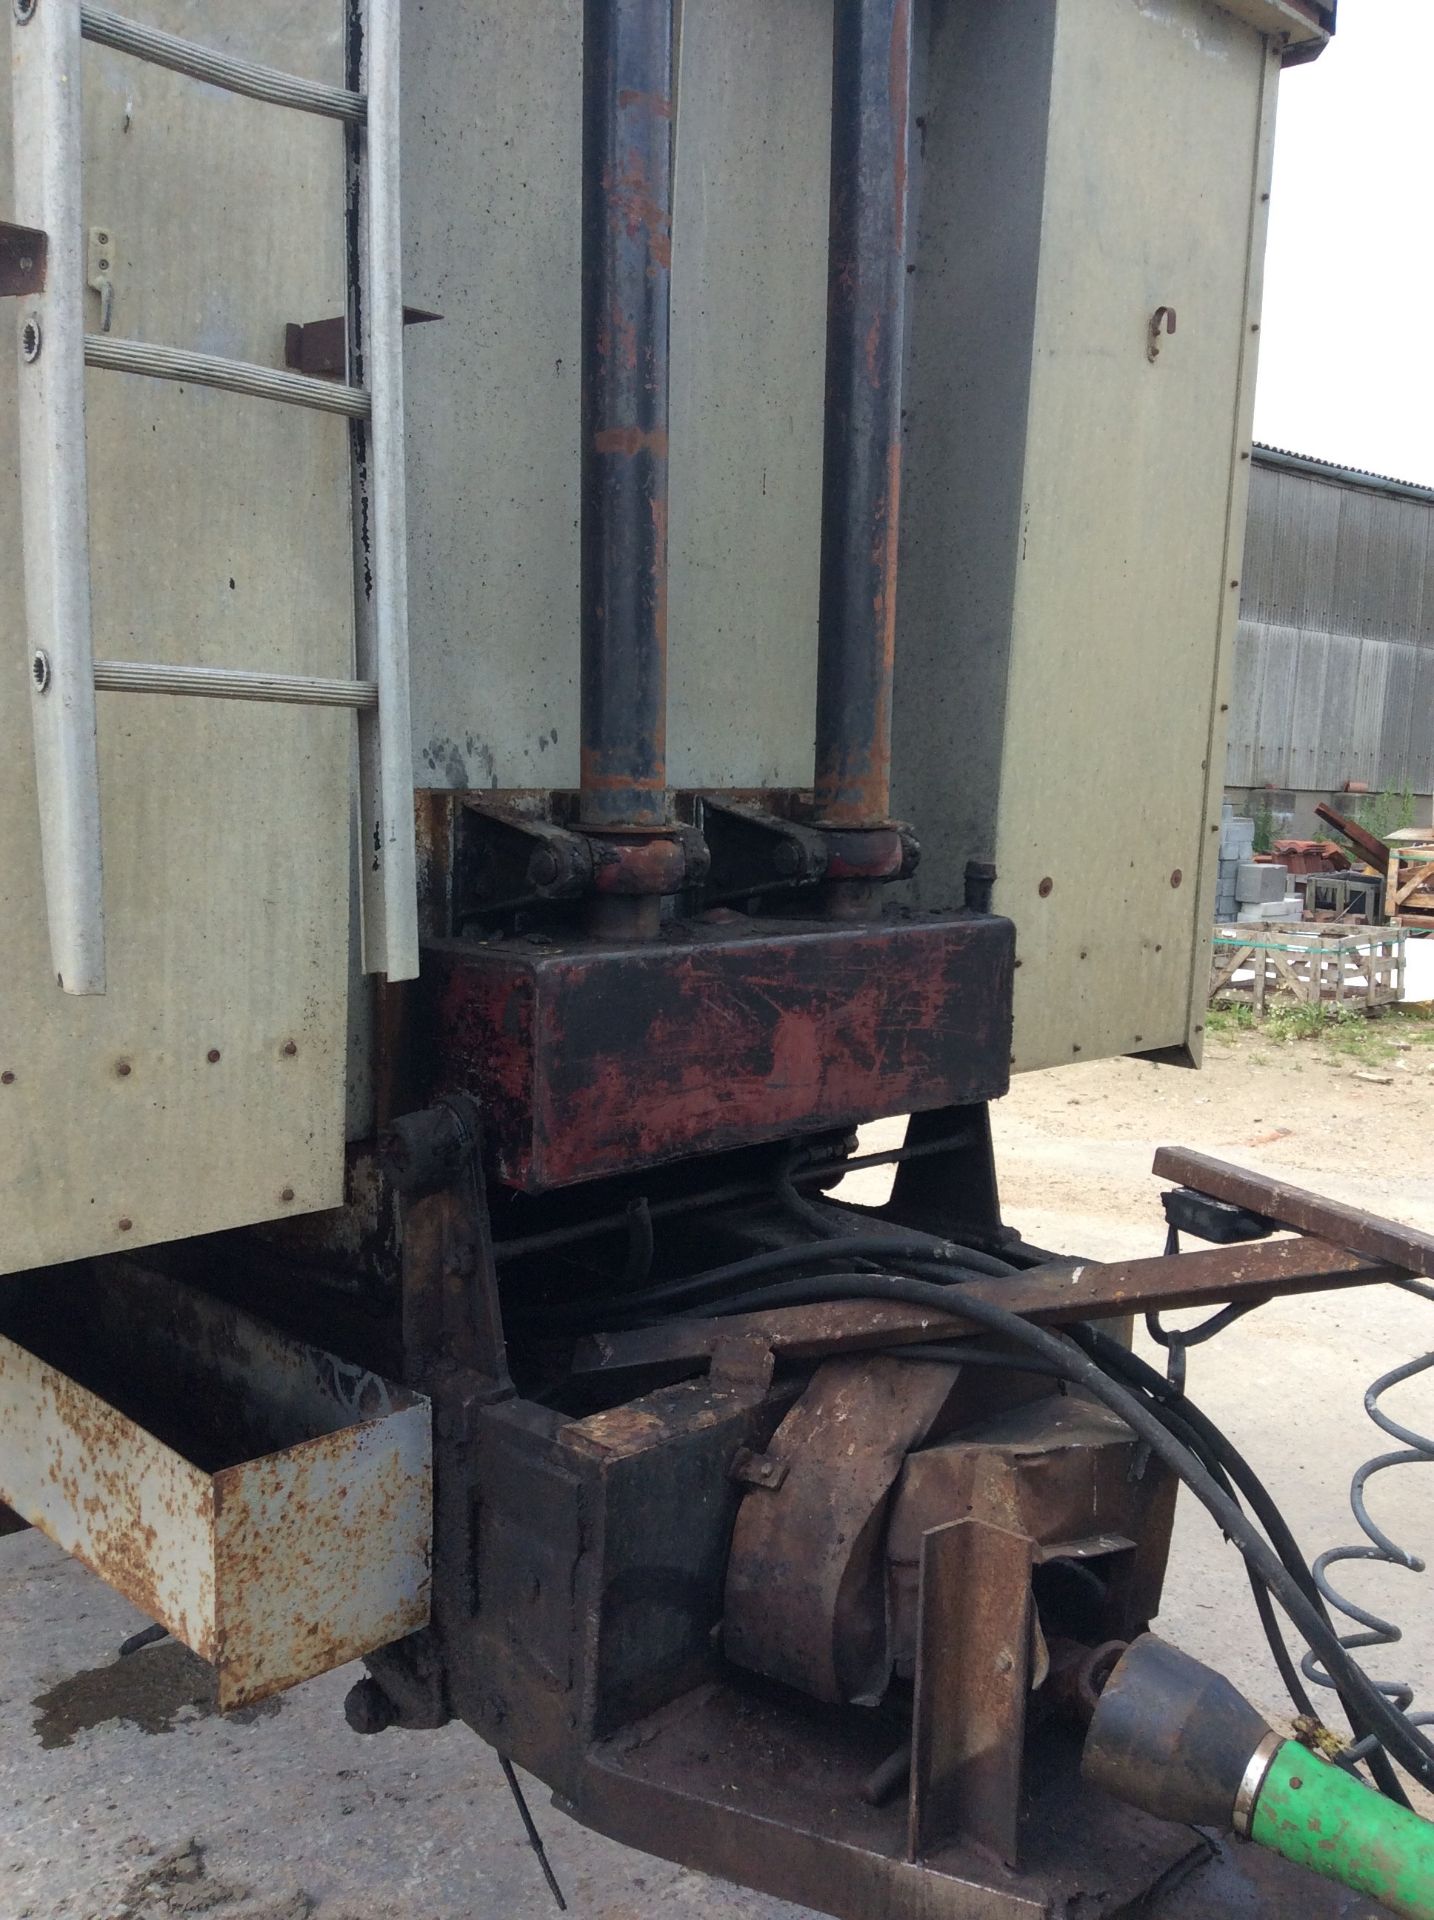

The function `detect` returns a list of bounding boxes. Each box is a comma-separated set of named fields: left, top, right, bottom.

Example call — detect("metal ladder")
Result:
left=9, top=0, right=418, bottom=994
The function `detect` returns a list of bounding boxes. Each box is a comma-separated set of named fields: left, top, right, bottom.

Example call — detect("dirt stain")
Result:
left=117, top=1839, right=313, bottom=1920
left=31, top=1639, right=283, bottom=1750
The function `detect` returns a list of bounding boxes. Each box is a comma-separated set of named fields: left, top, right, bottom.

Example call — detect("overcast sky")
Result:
left=1255, top=0, right=1434, bottom=484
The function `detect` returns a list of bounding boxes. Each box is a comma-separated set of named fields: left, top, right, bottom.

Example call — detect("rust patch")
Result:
left=593, top=424, right=669, bottom=460
left=617, top=87, right=673, bottom=118
left=605, top=153, right=673, bottom=272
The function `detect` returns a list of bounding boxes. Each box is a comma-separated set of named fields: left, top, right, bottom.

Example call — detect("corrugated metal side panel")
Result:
left=0, top=5, right=354, bottom=1276
left=1231, top=460, right=1434, bottom=794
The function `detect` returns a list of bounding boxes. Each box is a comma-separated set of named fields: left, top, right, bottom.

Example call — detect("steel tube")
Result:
left=814, top=0, right=915, bottom=828
left=579, top=0, right=673, bottom=832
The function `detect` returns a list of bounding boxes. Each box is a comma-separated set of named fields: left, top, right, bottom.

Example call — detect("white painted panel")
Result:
left=0, top=5, right=354, bottom=1274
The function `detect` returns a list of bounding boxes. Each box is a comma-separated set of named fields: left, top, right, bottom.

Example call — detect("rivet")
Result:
left=1072, top=1043, right=1082, bottom=1054
left=995, top=1651, right=1015, bottom=1675
left=1134, top=1035, right=1143, bottom=1044
left=281, top=1039, right=298, bottom=1057
left=117, top=1217, right=133, bottom=1233
left=206, top=1049, right=221, bottom=1064
left=1170, top=870, right=1183, bottom=889
left=1038, top=877, right=1054, bottom=898
left=115, top=1059, right=132, bottom=1078
left=281, top=1186, right=295, bottom=1203
left=1290, top=1776, right=1303, bottom=1791
left=1, top=1071, right=14, bottom=1086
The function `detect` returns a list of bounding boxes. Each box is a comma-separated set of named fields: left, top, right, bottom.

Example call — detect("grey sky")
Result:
left=1256, top=0, right=1434, bottom=484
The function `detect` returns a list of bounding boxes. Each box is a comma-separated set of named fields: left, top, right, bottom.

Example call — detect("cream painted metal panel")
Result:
left=402, top=2, right=583, bottom=794
left=1, top=5, right=355, bottom=1274
left=896, top=0, right=1278, bottom=1073
left=666, top=0, right=830, bottom=788
left=401, top=0, right=831, bottom=795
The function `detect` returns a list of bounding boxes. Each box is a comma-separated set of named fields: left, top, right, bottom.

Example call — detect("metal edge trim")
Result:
left=1233, top=1730, right=1284, bottom=1836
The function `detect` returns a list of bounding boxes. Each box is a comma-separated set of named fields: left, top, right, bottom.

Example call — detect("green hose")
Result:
left=1252, top=1740, right=1434, bottom=1920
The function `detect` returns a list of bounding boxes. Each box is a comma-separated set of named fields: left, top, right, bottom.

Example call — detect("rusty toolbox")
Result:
left=0, top=1262, right=430, bottom=1708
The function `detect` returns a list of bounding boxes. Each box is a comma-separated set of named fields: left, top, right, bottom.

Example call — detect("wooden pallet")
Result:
left=1211, top=925, right=1406, bottom=1012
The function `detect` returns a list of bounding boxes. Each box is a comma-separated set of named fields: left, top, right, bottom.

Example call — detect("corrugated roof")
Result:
left=1254, top=444, right=1434, bottom=506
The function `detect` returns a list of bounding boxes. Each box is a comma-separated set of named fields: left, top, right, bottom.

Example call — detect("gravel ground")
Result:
left=3, top=1018, right=1432, bottom=1919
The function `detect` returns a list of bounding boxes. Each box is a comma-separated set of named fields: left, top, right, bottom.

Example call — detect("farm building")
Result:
left=1226, top=445, right=1434, bottom=838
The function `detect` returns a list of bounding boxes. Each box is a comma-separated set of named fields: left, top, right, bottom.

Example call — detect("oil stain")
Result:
left=31, top=1639, right=283, bottom=1750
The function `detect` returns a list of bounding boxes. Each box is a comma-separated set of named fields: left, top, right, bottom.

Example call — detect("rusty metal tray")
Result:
left=0, top=1261, right=430, bottom=1708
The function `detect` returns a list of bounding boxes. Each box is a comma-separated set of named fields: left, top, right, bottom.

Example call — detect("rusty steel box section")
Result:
left=0, top=1263, right=431, bottom=1708
left=423, top=911, right=1016, bottom=1189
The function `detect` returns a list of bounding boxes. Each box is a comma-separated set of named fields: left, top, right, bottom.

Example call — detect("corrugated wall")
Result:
left=1227, top=454, right=1434, bottom=794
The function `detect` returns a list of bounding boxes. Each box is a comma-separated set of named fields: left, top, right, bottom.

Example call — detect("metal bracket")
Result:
left=86, top=224, right=114, bottom=332
left=458, top=799, right=595, bottom=919
left=0, top=221, right=46, bottom=296
left=285, top=305, right=441, bottom=379
left=701, top=798, right=829, bottom=899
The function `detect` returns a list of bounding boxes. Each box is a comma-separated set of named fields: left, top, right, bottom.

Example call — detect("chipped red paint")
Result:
left=424, top=912, right=1014, bottom=1190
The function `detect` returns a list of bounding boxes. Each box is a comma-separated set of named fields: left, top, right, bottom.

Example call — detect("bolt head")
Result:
left=344, top=1676, right=397, bottom=1736
left=528, top=849, right=560, bottom=887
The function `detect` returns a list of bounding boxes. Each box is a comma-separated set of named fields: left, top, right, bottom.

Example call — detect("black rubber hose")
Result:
left=695, top=1269, right=1434, bottom=1792
left=1073, top=1324, right=1412, bottom=1807
left=773, top=1168, right=1021, bottom=1276
left=516, top=1237, right=981, bottom=1330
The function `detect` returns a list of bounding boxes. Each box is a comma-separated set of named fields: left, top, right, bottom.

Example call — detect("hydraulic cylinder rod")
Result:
left=579, top=0, right=673, bottom=833
left=814, top=0, right=915, bottom=829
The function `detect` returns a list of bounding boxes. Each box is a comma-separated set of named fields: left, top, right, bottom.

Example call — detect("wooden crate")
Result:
left=1387, top=835, right=1434, bottom=926
left=1211, top=926, right=1406, bottom=1013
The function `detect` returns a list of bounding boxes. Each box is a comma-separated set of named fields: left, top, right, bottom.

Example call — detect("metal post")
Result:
left=814, top=0, right=915, bottom=831
left=579, top=0, right=673, bottom=837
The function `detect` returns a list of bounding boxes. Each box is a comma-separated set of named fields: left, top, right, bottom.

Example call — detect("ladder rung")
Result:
left=94, top=662, right=379, bottom=708
left=79, top=6, right=366, bottom=124
left=84, top=335, right=371, bottom=418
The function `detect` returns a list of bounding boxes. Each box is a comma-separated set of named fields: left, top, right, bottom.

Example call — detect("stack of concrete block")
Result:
left=1216, top=805, right=1255, bottom=920
left=1234, top=860, right=1300, bottom=923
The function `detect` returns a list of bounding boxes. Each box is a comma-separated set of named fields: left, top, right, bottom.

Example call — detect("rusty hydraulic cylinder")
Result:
left=813, top=0, right=914, bottom=830
left=580, top=0, right=673, bottom=836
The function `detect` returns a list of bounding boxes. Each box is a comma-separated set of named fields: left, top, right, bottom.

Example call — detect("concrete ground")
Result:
left=3, top=1010, right=1433, bottom=1919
